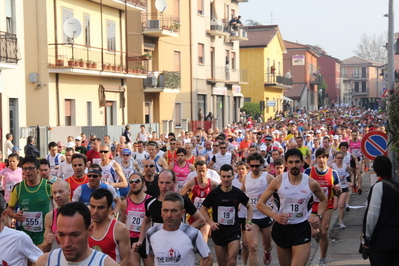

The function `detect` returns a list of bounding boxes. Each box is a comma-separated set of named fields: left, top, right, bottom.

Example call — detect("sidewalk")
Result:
left=308, top=171, right=372, bottom=266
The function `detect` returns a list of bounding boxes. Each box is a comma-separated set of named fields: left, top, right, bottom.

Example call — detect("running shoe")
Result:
left=263, top=251, right=271, bottom=265
left=346, top=205, right=350, bottom=212
left=338, top=221, right=346, bottom=229
left=319, top=258, right=327, bottom=266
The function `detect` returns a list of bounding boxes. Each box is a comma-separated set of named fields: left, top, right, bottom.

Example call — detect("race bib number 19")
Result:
left=217, top=206, right=235, bottom=225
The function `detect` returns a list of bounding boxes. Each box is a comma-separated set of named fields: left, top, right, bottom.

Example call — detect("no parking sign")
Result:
left=361, top=131, right=388, bottom=160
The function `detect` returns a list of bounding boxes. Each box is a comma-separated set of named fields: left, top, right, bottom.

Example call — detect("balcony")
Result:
left=0, top=32, right=20, bottom=69
left=89, top=0, right=147, bottom=11
left=264, top=73, right=293, bottom=89
left=143, top=71, right=181, bottom=92
left=206, top=19, right=230, bottom=37
left=142, top=12, right=180, bottom=38
left=310, top=73, right=323, bottom=85
left=353, top=88, right=368, bottom=95
left=206, top=66, right=248, bottom=84
left=47, top=43, right=148, bottom=79
left=233, top=0, right=249, bottom=2
left=352, top=73, right=368, bottom=79
left=229, top=26, right=249, bottom=41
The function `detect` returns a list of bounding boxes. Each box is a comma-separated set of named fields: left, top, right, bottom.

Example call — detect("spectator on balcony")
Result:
left=271, top=63, right=276, bottom=83
left=225, top=60, right=230, bottom=80
left=285, top=69, right=292, bottom=79
left=205, top=112, right=214, bottom=121
left=229, top=16, right=239, bottom=31
left=198, top=109, right=204, bottom=121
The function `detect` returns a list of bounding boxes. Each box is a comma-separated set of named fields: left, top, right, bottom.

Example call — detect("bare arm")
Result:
left=40, top=212, right=55, bottom=253
left=190, top=210, right=206, bottom=229
left=180, top=179, right=194, bottom=196
left=240, top=176, right=247, bottom=192
left=113, top=197, right=121, bottom=215
left=257, top=176, right=284, bottom=222
left=132, top=215, right=151, bottom=251
left=112, top=162, right=127, bottom=188
left=189, top=164, right=196, bottom=172
left=115, top=222, right=131, bottom=266
left=119, top=199, right=127, bottom=223
left=159, top=157, right=168, bottom=170
left=201, top=253, right=213, bottom=266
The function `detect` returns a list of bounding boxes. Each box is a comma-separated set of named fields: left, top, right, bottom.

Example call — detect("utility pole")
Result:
left=387, top=0, right=396, bottom=177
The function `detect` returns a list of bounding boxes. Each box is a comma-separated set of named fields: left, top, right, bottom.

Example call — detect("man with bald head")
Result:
left=143, top=159, right=160, bottom=197
left=41, top=179, right=70, bottom=252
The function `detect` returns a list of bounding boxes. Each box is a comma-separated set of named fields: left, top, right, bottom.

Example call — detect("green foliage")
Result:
left=319, top=80, right=328, bottom=91
left=386, top=92, right=399, bottom=154
left=240, top=102, right=261, bottom=117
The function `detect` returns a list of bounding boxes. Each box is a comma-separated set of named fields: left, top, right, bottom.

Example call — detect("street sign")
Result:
left=266, top=100, right=276, bottom=106
left=361, top=131, right=388, bottom=160
left=381, top=87, right=389, bottom=98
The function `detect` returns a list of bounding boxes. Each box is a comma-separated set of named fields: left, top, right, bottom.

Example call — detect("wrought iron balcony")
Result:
left=264, top=73, right=293, bottom=89
left=0, top=32, right=20, bottom=67
left=89, top=0, right=147, bottom=11
left=143, top=70, right=181, bottom=92
left=206, top=18, right=230, bottom=37
left=141, top=12, right=180, bottom=37
left=48, top=43, right=148, bottom=78
left=310, top=73, right=323, bottom=84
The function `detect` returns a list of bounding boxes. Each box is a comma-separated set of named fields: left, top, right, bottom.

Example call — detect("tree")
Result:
left=353, top=32, right=388, bottom=63
left=241, top=102, right=261, bottom=118
left=245, top=19, right=262, bottom=26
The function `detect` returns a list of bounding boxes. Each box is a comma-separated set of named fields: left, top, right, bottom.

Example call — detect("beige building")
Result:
left=22, top=0, right=147, bottom=129
left=0, top=0, right=25, bottom=154
left=191, top=0, right=248, bottom=128
left=127, top=0, right=190, bottom=134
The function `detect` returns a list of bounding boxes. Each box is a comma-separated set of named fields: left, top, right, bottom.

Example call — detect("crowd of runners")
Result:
left=0, top=105, right=388, bottom=266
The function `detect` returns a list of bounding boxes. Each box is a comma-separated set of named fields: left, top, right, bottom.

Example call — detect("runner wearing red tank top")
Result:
left=181, top=160, right=218, bottom=243
left=168, top=148, right=195, bottom=192
left=89, top=189, right=131, bottom=266
left=120, top=173, right=151, bottom=266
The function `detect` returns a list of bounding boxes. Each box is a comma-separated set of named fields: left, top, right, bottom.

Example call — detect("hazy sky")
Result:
left=239, top=0, right=396, bottom=61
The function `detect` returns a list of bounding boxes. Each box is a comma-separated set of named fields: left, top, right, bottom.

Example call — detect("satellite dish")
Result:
left=155, top=0, right=167, bottom=12
left=63, top=18, right=82, bottom=39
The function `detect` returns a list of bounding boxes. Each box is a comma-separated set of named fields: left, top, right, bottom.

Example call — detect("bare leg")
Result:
left=214, top=244, right=229, bottom=266
left=319, top=210, right=333, bottom=259
left=291, top=243, right=311, bottom=266
left=338, top=192, right=348, bottom=223
left=275, top=245, right=293, bottom=266
left=246, top=223, right=260, bottom=266
left=226, top=240, right=240, bottom=266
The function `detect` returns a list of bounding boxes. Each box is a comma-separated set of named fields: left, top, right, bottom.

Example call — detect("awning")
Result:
left=99, top=84, right=126, bottom=108
left=282, top=96, right=293, bottom=102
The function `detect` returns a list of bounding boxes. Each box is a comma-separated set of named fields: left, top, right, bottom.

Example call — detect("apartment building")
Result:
left=0, top=0, right=25, bottom=153
left=21, top=0, right=147, bottom=129
left=240, top=25, right=292, bottom=119
left=341, top=56, right=383, bottom=108
left=283, top=41, right=321, bottom=111
left=190, top=0, right=248, bottom=128
left=318, top=52, right=342, bottom=105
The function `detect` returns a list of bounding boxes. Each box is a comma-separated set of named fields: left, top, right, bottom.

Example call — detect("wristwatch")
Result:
left=317, top=214, right=323, bottom=220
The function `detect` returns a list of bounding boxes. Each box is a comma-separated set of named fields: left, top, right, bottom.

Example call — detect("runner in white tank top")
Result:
left=256, top=149, right=328, bottom=266
left=241, top=153, right=275, bottom=265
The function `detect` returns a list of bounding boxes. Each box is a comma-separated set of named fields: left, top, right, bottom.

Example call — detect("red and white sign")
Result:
left=381, top=87, right=389, bottom=98
left=361, top=131, right=388, bottom=160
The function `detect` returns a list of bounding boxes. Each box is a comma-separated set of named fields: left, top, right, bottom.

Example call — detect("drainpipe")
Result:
left=101, top=0, right=104, bottom=68
left=56, top=73, right=60, bottom=126
left=189, top=0, right=193, bottom=120
left=53, top=0, right=60, bottom=126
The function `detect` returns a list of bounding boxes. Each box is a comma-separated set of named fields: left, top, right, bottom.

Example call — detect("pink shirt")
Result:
left=0, top=167, right=23, bottom=202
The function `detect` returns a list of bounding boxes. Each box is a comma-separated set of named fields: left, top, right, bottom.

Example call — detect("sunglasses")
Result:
left=100, top=150, right=109, bottom=153
left=129, top=179, right=142, bottom=184
left=123, top=154, right=130, bottom=157
left=213, top=145, right=219, bottom=147
left=336, top=157, right=344, bottom=159
left=145, top=164, right=155, bottom=168
left=249, top=164, right=261, bottom=168
left=170, top=143, right=176, bottom=145
left=88, top=174, right=99, bottom=178
left=220, top=147, right=227, bottom=149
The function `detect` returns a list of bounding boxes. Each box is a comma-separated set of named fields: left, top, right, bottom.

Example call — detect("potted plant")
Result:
left=173, top=23, right=180, bottom=32
left=117, top=64, right=123, bottom=71
left=141, top=53, right=152, bottom=60
left=91, top=61, right=97, bottom=69
left=86, top=60, right=91, bottom=68
left=56, top=58, right=64, bottom=66
left=106, top=63, right=111, bottom=70
left=68, top=58, right=75, bottom=67
left=162, top=25, right=169, bottom=30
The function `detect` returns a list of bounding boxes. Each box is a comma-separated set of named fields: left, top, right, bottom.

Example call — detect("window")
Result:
left=198, top=95, right=206, bottom=116
left=87, top=102, right=92, bottom=126
left=354, top=67, right=367, bottom=78
left=145, top=102, right=151, bottom=124
left=6, top=0, right=15, bottom=34
left=175, top=103, right=182, bottom=127
left=173, top=0, right=180, bottom=22
left=198, top=43, right=204, bottom=64
left=354, top=82, right=367, bottom=93
left=62, top=7, right=74, bottom=43
left=341, top=67, right=346, bottom=77
left=197, top=0, right=203, bottom=15
left=65, top=99, right=75, bottom=126
left=225, top=50, right=229, bottom=64
left=174, top=51, right=181, bottom=71
left=107, top=20, right=116, bottom=51
left=84, top=14, right=91, bottom=47
left=105, top=101, right=115, bottom=125
left=231, top=52, right=236, bottom=70
left=231, top=9, right=235, bottom=19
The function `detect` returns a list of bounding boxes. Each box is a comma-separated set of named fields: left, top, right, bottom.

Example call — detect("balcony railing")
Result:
left=230, top=25, right=248, bottom=40
left=0, top=32, right=20, bottom=64
left=264, top=73, right=293, bottom=86
left=141, top=12, right=180, bottom=36
left=90, top=0, right=147, bottom=11
left=341, top=73, right=348, bottom=78
left=206, top=66, right=248, bottom=83
left=352, top=73, right=368, bottom=79
left=144, top=71, right=181, bottom=89
left=310, top=73, right=323, bottom=84
left=48, top=43, right=148, bottom=74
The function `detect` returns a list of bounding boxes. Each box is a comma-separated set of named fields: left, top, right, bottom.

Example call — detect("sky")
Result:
left=239, top=0, right=397, bottom=61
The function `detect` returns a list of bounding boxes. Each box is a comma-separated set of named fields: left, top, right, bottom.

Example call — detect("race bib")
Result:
left=283, top=198, right=306, bottom=222
left=217, top=206, right=235, bottom=225
left=314, top=187, right=329, bottom=203
left=50, top=168, right=58, bottom=177
left=193, top=197, right=205, bottom=209
left=92, top=158, right=102, bottom=165
left=248, top=193, right=261, bottom=211
left=127, top=211, right=145, bottom=232
left=5, top=180, right=18, bottom=192
left=22, top=212, right=43, bottom=232
left=174, top=181, right=185, bottom=192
